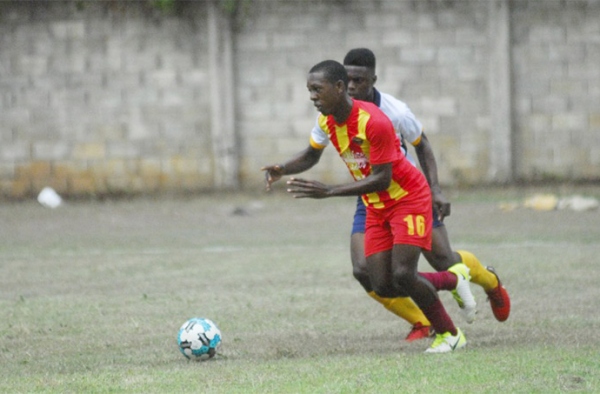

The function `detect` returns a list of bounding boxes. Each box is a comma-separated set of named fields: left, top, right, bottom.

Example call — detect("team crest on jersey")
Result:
left=341, top=151, right=369, bottom=172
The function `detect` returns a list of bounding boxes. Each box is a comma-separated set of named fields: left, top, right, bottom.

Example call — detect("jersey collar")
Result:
left=373, top=88, right=382, bottom=107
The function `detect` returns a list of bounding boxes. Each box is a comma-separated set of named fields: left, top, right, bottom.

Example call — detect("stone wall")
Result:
left=511, top=0, right=600, bottom=181
left=1, top=0, right=599, bottom=199
left=236, top=0, right=496, bottom=186
left=0, top=1, right=215, bottom=198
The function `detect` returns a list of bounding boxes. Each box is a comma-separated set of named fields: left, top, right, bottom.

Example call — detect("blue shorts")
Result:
left=351, top=196, right=443, bottom=235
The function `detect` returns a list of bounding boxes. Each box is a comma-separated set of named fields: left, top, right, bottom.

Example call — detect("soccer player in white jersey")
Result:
left=342, top=48, right=511, bottom=341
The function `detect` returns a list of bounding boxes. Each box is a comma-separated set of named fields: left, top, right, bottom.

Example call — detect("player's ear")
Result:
left=336, top=79, right=346, bottom=93
left=372, top=74, right=378, bottom=85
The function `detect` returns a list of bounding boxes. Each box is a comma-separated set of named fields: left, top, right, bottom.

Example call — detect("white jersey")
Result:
left=377, top=90, right=423, bottom=145
left=376, top=89, right=423, bottom=165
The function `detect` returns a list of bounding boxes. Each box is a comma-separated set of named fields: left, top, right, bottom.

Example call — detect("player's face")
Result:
left=345, top=65, right=375, bottom=102
left=307, top=71, right=342, bottom=116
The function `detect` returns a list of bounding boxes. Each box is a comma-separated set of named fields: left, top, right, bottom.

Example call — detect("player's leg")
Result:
left=454, top=249, right=495, bottom=291
left=387, top=243, right=466, bottom=353
left=427, top=224, right=497, bottom=294
left=352, top=232, right=432, bottom=341
left=421, top=220, right=455, bottom=272
left=365, top=201, right=465, bottom=353
left=350, top=198, right=432, bottom=340
left=423, top=216, right=511, bottom=322
left=457, top=250, right=511, bottom=322
left=421, top=211, right=477, bottom=323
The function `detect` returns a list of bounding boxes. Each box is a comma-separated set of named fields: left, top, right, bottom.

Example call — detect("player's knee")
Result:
left=351, top=261, right=368, bottom=281
left=352, top=266, right=372, bottom=291
left=392, top=267, right=417, bottom=289
left=351, top=253, right=371, bottom=286
left=423, top=250, right=455, bottom=271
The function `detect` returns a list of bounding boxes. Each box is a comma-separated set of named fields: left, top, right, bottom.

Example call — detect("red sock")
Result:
left=419, top=271, right=457, bottom=291
left=421, top=298, right=457, bottom=335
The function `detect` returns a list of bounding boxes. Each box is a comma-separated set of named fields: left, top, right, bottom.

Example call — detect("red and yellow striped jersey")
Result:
left=309, top=99, right=429, bottom=209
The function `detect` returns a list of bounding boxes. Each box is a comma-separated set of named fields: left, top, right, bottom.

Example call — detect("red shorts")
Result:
left=364, top=196, right=432, bottom=257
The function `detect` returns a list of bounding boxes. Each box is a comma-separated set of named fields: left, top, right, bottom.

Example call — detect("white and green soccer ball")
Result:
left=177, top=318, right=222, bottom=361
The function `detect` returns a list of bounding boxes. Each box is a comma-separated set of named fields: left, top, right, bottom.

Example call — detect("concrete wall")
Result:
left=511, top=0, right=600, bottom=181
left=0, top=1, right=216, bottom=198
left=1, top=0, right=599, bottom=199
left=236, top=0, right=496, bottom=187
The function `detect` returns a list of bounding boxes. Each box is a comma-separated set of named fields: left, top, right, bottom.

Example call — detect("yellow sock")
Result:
left=457, top=250, right=498, bottom=292
left=367, top=291, right=431, bottom=326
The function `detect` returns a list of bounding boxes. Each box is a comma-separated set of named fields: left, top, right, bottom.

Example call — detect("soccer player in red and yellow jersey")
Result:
left=341, top=48, right=511, bottom=339
left=262, top=60, right=466, bottom=353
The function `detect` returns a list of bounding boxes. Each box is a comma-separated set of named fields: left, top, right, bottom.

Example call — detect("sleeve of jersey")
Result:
left=309, top=115, right=328, bottom=149
left=367, top=117, right=399, bottom=165
left=397, top=108, right=424, bottom=146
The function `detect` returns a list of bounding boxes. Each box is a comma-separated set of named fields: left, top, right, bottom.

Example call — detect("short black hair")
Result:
left=309, top=60, right=348, bottom=86
left=343, top=48, right=376, bottom=70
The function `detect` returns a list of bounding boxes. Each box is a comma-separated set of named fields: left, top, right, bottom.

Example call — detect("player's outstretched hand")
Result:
left=286, top=177, right=331, bottom=199
left=260, top=164, right=285, bottom=192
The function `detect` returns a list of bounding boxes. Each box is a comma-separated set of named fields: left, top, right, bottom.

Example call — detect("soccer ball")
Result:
left=177, top=318, right=222, bottom=361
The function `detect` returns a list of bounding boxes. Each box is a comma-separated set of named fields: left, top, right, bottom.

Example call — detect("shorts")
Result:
left=363, top=196, right=433, bottom=256
left=351, top=196, right=442, bottom=235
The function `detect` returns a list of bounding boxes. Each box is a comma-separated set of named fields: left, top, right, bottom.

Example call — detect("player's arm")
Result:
left=286, top=162, right=392, bottom=199
left=413, top=132, right=450, bottom=219
left=261, top=145, right=323, bottom=191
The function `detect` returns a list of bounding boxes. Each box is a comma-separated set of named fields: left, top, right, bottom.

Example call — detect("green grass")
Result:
left=1, top=189, right=599, bottom=393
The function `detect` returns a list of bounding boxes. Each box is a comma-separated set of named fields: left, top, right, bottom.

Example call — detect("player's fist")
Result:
left=260, top=164, right=286, bottom=191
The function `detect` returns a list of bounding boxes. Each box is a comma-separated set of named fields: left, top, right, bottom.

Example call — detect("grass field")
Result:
left=1, top=186, right=599, bottom=393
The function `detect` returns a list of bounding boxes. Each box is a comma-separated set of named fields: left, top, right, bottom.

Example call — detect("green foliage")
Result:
left=151, top=0, right=176, bottom=12
left=149, top=0, right=253, bottom=16
left=219, top=0, right=254, bottom=16
left=220, top=0, right=239, bottom=14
